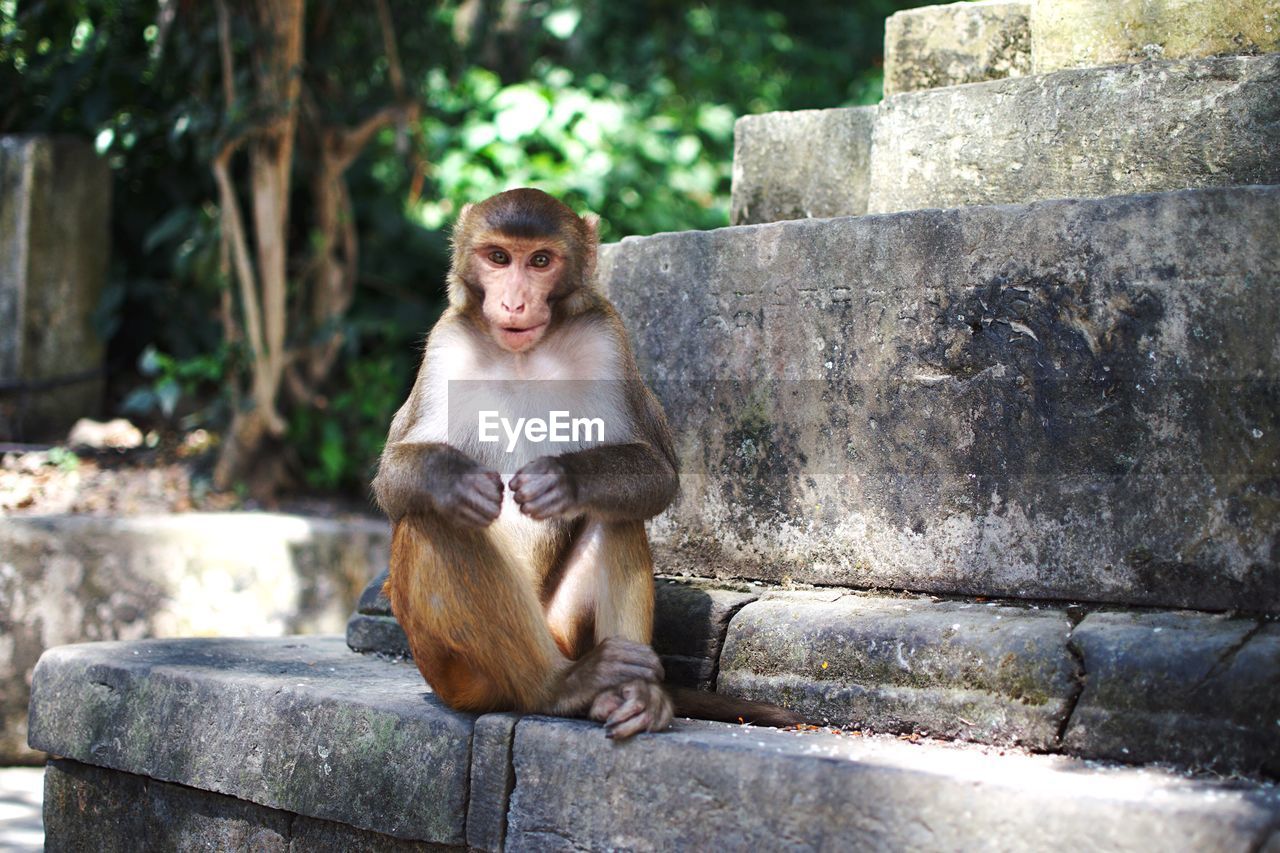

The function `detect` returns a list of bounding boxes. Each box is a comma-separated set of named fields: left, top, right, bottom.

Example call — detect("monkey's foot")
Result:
left=589, top=679, right=673, bottom=739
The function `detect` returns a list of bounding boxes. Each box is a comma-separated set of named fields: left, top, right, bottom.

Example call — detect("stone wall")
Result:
left=0, top=512, right=390, bottom=764
left=0, top=136, right=110, bottom=441
left=603, top=186, right=1280, bottom=614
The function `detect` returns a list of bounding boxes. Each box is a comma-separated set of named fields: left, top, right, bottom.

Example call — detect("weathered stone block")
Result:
left=717, top=592, right=1076, bottom=747
left=43, top=759, right=436, bottom=852
left=44, top=758, right=290, bottom=853
left=730, top=107, right=875, bottom=225
left=884, top=0, right=1031, bottom=95
left=869, top=53, right=1280, bottom=214
left=599, top=186, right=1280, bottom=612
left=1031, top=0, right=1280, bottom=74
left=652, top=577, right=757, bottom=689
left=28, top=636, right=472, bottom=844
left=358, top=567, right=393, bottom=613
left=1, top=512, right=389, bottom=763
left=1065, top=612, right=1280, bottom=775
left=506, top=717, right=1280, bottom=851
left=347, top=613, right=412, bottom=657
left=466, top=713, right=518, bottom=853
left=870, top=52, right=1280, bottom=212
left=0, top=136, right=110, bottom=440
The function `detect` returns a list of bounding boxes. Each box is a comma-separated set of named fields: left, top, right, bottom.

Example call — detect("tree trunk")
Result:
left=212, top=0, right=304, bottom=498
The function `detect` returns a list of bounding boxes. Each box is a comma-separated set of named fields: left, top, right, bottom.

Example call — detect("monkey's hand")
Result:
left=590, top=680, right=674, bottom=739
left=511, top=456, right=578, bottom=520
left=551, top=637, right=663, bottom=716
left=434, top=461, right=504, bottom=528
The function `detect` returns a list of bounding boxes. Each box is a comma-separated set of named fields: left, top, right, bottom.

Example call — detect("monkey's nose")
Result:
left=501, top=300, right=525, bottom=314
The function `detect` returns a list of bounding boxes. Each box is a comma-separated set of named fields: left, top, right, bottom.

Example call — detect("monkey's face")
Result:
left=473, top=238, right=564, bottom=353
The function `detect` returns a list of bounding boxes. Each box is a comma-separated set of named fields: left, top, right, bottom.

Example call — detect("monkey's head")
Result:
left=448, top=188, right=599, bottom=353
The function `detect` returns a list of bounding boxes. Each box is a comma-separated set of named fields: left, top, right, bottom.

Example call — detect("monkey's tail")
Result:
left=667, top=686, right=804, bottom=728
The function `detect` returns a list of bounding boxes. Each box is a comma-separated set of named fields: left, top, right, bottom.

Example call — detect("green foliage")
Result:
left=289, top=352, right=410, bottom=491
left=414, top=64, right=733, bottom=240
left=122, top=345, right=231, bottom=423
left=46, top=446, right=81, bottom=472
left=3, top=0, right=927, bottom=495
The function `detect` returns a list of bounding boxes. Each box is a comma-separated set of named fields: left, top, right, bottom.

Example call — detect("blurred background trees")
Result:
left=1, top=0, right=924, bottom=499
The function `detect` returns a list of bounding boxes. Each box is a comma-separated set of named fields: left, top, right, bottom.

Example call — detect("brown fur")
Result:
left=373, top=188, right=797, bottom=735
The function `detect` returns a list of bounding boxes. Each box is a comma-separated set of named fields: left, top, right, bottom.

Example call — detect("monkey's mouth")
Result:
left=497, top=322, right=547, bottom=350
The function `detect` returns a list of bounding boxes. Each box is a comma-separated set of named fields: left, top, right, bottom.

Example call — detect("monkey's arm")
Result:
left=373, top=441, right=504, bottom=527
left=510, top=439, right=677, bottom=521
left=511, top=381, right=678, bottom=522
left=561, top=441, right=678, bottom=519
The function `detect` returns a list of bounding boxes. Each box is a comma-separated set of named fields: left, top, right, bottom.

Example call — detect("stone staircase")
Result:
left=30, top=2, right=1280, bottom=850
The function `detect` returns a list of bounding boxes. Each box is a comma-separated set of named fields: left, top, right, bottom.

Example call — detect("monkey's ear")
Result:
left=581, top=212, right=601, bottom=244
left=452, top=203, right=476, bottom=241
left=579, top=213, right=600, bottom=288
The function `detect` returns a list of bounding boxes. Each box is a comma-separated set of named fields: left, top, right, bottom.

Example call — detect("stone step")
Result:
left=730, top=52, right=1280, bottom=223
left=883, top=0, right=1279, bottom=97
left=1030, top=0, right=1280, bottom=76
left=883, top=0, right=1031, bottom=96
left=599, top=185, right=1280, bottom=613
left=30, top=637, right=1280, bottom=851
left=349, top=574, right=1280, bottom=775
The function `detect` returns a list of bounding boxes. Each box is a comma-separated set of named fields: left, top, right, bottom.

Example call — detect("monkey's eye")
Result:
left=488, top=250, right=510, bottom=265
left=530, top=252, right=551, bottom=268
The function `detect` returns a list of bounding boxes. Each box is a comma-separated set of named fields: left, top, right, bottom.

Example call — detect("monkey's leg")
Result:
left=544, top=519, right=672, bottom=737
left=389, top=513, right=567, bottom=712
left=389, top=514, right=662, bottom=717
left=543, top=519, right=655, bottom=650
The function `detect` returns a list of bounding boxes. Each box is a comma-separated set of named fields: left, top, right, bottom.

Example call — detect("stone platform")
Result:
left=29, top=637, right=1280, bottom=851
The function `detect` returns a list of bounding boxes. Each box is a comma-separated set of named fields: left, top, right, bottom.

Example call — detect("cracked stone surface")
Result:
left=465, top=713, right=519, bottom=853
left=599, top=186, right=1280, bottom=612
left=506, top=716, right=1280, bottom=852
left=1065, top=612, right=1280, bottom=775
left=868, top=53, right=1280, bottom=214
left=883, top=0, right=1031, bottom=95
left=717, top=591, right=1077, bottom=748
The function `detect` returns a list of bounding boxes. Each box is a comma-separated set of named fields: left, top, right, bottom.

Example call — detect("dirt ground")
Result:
left=0, top=433, right=377, bottom=520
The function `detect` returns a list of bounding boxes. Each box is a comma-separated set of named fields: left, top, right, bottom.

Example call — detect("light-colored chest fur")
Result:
left=403, top=315, right=635, bottom=575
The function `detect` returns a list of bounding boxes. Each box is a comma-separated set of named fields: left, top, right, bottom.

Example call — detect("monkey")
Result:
left=373, top=188, right=799, bottom=738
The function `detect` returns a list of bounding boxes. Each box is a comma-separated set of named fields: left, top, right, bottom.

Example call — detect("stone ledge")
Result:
left=345, top=574, right=1280, bottom=774
left=1031, top=0, right=1280, bottom=74
left=28, top=637, right=475, bottom=844
left=31, top=636, right=1280, bottom=851
left=507, top=717, right=1280, bottom=852
left=733, top=53, right=1280, bottom=222
left=868, top=52, right=1280, bottom=214
left=599, top=185, right=1280, bottom=612
left=715, top=592, right=1280, bottom=774
left=1066, top=612, right=1280, bottom=776
left=717, top=591, right=1077, bottom=750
